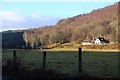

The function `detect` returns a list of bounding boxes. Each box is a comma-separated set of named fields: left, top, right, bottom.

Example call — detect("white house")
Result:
left=94, top=37, right=108, bottom=44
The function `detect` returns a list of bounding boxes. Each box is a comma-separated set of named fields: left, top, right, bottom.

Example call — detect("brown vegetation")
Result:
left=54, top=43, right=119, bottom=50
left=2, top=2, right=119, bottom=49
left=22, top=2, right=119, bottom=49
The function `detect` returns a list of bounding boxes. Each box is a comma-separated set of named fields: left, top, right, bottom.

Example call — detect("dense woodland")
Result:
left=2, top=31, right=25, bottom=48
left=2, top=2, right=120, bottom=49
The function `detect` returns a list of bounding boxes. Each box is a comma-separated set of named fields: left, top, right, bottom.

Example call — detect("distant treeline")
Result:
left=2, top=2, right=120, bottom=49
left=2, top=31, right=26, bottom=49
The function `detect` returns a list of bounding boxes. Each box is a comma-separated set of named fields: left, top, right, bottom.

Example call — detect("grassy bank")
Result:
left=46, top=42, right=119, bottom=51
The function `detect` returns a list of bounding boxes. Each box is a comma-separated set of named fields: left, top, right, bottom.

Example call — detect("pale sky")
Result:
left=0, top=1, right=118, bottom=31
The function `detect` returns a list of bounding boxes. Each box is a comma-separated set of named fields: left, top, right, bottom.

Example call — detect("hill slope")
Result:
left=2, top=2, right=119, bottom=49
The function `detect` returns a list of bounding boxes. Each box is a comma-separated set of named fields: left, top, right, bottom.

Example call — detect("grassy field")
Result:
left=2, top=49, right=119, bottom=78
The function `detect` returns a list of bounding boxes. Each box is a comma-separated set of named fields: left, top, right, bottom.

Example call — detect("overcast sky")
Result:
left=0, top=1, right=117, bottom=31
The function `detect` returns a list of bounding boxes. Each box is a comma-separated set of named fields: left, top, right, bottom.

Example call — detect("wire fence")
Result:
left=2, top=49, right=119, bottom=78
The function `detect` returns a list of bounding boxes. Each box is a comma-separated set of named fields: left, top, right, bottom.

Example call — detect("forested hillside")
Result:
left=2, top=31, right=26, bottom=49
left=2, top=2, right=119, bottom=49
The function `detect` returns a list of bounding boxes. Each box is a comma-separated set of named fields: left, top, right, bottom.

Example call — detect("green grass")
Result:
left=2, top=49, right=119, bottom=78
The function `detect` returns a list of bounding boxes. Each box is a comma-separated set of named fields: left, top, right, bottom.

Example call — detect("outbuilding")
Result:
left=94, top=37, right=109, bottom=44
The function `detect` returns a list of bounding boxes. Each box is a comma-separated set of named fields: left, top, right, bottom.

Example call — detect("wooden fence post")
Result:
left=78, top=48, right=82, bottom=74
left=13, top=50, right=17, bottom=65
left=42, top=51, right=46, bottom=70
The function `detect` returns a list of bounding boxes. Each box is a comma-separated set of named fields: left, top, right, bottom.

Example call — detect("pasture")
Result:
left=2, top=49, right=119, bottom=78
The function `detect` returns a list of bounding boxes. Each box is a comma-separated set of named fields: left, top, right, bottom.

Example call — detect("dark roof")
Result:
left=97, top=37, right=106, bottom=41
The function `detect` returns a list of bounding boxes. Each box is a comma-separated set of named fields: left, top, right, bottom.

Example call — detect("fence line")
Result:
left=78, top=48, right=82, bottom=74
left=42, top=51, right=46, bottom=70
left=13, top=50, right=17, bottom=65
left=12, top=48, right=82, bottom=74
